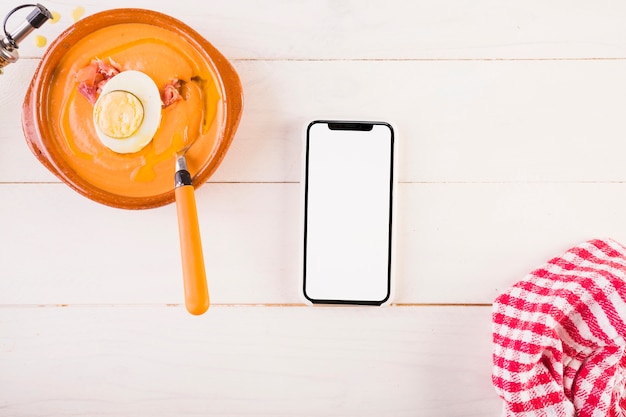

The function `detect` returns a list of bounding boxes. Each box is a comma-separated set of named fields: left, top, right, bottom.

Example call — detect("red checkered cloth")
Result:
left=492, top=239, right=626, bottom=417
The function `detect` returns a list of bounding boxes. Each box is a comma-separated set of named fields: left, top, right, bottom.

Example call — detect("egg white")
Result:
left=93, top=70, right=162, bottom=154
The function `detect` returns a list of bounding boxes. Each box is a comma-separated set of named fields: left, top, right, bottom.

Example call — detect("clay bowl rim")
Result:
left=22, top=8, right=243, bottom=210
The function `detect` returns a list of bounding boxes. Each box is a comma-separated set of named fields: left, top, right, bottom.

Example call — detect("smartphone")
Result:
left=303, top=120, right=395, bottom=305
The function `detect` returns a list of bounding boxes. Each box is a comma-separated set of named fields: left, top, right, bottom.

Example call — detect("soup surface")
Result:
left=48, top=22, right=222, bottom=198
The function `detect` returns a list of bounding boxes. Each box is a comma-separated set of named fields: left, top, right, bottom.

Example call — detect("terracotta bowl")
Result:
left=22, top=8, right=243, bottom=209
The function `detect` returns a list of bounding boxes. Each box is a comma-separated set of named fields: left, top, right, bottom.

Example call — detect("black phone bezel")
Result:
left=302, top=120, right=395, bottom=306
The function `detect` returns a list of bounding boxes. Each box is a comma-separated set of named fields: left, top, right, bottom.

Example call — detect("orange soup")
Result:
left=48, top=22, right=223, bottom=198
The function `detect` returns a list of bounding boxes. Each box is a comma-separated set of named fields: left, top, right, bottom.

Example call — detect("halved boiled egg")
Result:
left=93, top=70, right=162, bottom=154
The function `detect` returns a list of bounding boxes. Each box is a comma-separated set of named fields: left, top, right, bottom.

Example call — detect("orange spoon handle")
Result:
left=175, top=184, right=209, bottom=315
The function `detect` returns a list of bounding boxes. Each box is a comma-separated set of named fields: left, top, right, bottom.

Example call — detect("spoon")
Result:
left=174, top=152, right=209, bottom=315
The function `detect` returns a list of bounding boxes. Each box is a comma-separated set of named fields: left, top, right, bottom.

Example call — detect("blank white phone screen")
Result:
left=304, top=122, right=393, bottom=304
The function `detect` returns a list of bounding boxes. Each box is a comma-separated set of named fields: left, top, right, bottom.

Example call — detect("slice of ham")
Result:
left=161, top=79, right=183, bottom=108
left=75, top=58, right=121, bottom=104
left=75, top=60, right=185, bottom=109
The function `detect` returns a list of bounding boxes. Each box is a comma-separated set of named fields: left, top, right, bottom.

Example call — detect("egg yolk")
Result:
left=93, top=91, right=144, bottom=139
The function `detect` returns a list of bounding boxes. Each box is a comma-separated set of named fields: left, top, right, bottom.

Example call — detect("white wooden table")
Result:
left=2, top=1, right=625, bottom=415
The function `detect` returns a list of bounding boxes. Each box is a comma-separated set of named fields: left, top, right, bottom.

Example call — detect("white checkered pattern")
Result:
left=492, top=239, right=626, bottom=417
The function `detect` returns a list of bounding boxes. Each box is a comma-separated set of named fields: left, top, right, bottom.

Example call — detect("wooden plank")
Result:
left=4, top=59, right=626, bottom=184
left=1, top=182, right=624, bottom=305
left=0, top=59, right=54, bottom=183
left=401, top=182, right=626, bottom=304
left=11, top=0, right=626, bottom=60
left=0, top=305, right=500, bottom=417
left=226, top=59, right=626, bottom=184
left=0, top=183, right=299, bottom=306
